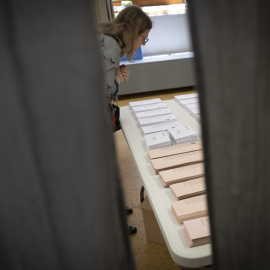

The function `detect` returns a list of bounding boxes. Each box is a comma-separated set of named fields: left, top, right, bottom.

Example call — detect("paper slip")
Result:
left=177, top=98, right=198, bottom=105
left=171, top=194, right=208, bottom=225
left=147, top=141, right=203, bottom=159
left=144, top=131, right=171, bottom=151
left=170, top=177, right=206, bottom=200
left=129, top=98, right=162, bottom=108
left=174, top=93, right=198, bottom=100
left=132, top=103, right=167, bottom=113
left=168, top=125, right=199, bottom=145
left=189, top=107, right=200, bottom=114
left=151, top=150, right=204, bottom=174
left=185, top=103, right=200, bottom=110
left=138, top=114, right=177, bottom=127
left=135, top=108, right=172, bottom=119
left=141, top=122, right=183, bottom=135
left=182, top=216, right=211, bottom=247
left=159, top=163, right=204, bottom=187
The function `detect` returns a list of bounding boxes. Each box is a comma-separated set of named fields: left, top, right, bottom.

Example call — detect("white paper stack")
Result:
left=174, top=93, right=198, bottom=104
left=185, top=103, right=200, bottom=110
left=129, top=98, right=162, bottom=109
left=141, top=121, right=184, bottom=135
left=132, top=102, right=167, bottom=113
left=168, top=125, right=199, bottom=144
left=177, top=98, right=199, bottom=106
left=144, top=131, right=171, bottom=150
left=138, top=114, right=177, bottom=127
left=185, top=104, right=200, bottom=119
left=174, top=93, right=201, bottom=120
left=135, top=108, right=172, bottom=119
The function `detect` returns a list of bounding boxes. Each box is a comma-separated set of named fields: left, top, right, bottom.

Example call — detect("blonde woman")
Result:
left=98, top=5, right=152, bottom=102
left=98, top=5, right=152, bottom=234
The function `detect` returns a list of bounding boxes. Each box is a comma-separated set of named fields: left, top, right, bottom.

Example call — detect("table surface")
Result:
left=120, top=99, right=212, bottom=268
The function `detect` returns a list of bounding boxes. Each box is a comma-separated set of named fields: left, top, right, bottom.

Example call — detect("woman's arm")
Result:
left=99, top=35, right=122, bottom=100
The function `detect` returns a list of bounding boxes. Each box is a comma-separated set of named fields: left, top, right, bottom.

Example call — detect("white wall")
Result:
left=118, top=13, right=196, bottom=95
left=142, top=13, right=193, bottom=56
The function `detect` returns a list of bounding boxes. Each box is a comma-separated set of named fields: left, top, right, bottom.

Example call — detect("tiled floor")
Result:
left=113, top=87, right=212, bottom=270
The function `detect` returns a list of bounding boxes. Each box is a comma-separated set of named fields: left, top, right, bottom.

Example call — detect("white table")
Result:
left=120, top=99, right=212, bottom=268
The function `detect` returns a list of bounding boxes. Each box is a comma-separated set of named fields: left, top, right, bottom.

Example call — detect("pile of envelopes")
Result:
left=147, top=140, right=211, bottom=248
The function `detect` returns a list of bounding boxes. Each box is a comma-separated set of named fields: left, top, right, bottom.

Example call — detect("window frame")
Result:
left=112, top=0, right=185, bottom=7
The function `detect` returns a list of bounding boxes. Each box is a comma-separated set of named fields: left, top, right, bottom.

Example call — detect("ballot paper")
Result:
left=187, top=106, right=200, bottom=115
left=176, top=98, right=199, bottom=106
left=175, top=97, right=199, bottom=110
left=141, top=121, right=183, bottom=135
left=188, top=108, right=200, bottom=120
left=171, top=194, right=208, bottom=225
left=174, top=94, right=201, bottom=120
left=170, top=177, right=206, bottom=200
left=129, top=98, right=162, bottom=108
left=135, top=108, right=172, bottom=119
left=147, top=141, right=203, bottom=160
left=144, top=131, right=171, bottom=150
left=132, top=102, right=167, bottom=113
left=138, top=114, right=177, bottom=127
left=159, top=163, right=204, bottom=187
left=151, top=150, right=204, bottom=174
left=168, top=125, right=199, bottom=144
left=182, top=216, right=211, bottom=248
left=174, top=93, right=198, bottom=100
left=185, top=103, right=200, bottom=110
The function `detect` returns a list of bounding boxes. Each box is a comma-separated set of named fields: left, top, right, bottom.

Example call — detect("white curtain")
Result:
left=92, top=0, right=115, bottom=25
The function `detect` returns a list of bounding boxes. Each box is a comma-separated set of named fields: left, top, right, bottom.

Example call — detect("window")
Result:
left=113, top=0, right=187, bottom=17
left=113, top=0, right=185, bottom=6
left=112, top=0, right=192, bottom=57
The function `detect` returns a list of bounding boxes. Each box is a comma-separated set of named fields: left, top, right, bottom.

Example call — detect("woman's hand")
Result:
left=115, top=67, right=125, bottom=83
left=120, top=64, right=129, bottom=81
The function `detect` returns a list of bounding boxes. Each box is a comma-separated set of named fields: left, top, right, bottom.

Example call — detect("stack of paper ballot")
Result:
left=182, top=216, right=211, bottom=248
left=174, top=93, right=198, bottom=105
left=174, top=93, right=201, bottom=120
left=135, top=108, right=172, bottom=119
left=141, top=121, right=183, bottom=135
left=147, top=141, right=203, bottom=160
left=129, top=98, right=163, bottom=109
left=159, top=162, right=205, bottom=187
left=144, top=131, right=171, bottom=150
left=129, top=98, right=180, bottom=136
left=170, top=177, right=206, bottom=200
left=151, top=150, right=204, bottom=175
left=129, top=98, right=167, bottom=114
left=132, top=103, right=167, bottom=113
left=168, top=124, right=199, bottom=144
left=171, top=194, right=208, bottom=225
left=138, top=114, right=177, bottom=127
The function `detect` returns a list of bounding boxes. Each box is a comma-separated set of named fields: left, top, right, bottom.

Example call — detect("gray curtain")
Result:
left=0, top=0, right=134, bottom=269
left=92, top=0, right=115, bottom=25
left=188, top=0, right=270, bottom=269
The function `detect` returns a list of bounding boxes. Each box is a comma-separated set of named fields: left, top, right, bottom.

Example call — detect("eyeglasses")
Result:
left=139, top=34, right=149, bottom=44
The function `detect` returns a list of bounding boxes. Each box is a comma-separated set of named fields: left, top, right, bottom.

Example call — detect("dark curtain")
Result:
left=188, top=0, right=270, bottom=269
left=0, top=0, right=134, bottom=269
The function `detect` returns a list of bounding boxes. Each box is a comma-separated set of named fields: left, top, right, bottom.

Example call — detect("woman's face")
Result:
left=134, top=29, right=151, bottom=50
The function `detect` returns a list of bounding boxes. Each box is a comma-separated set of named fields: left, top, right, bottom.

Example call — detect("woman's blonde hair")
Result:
left=98, top=5, right=152, bottom=61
